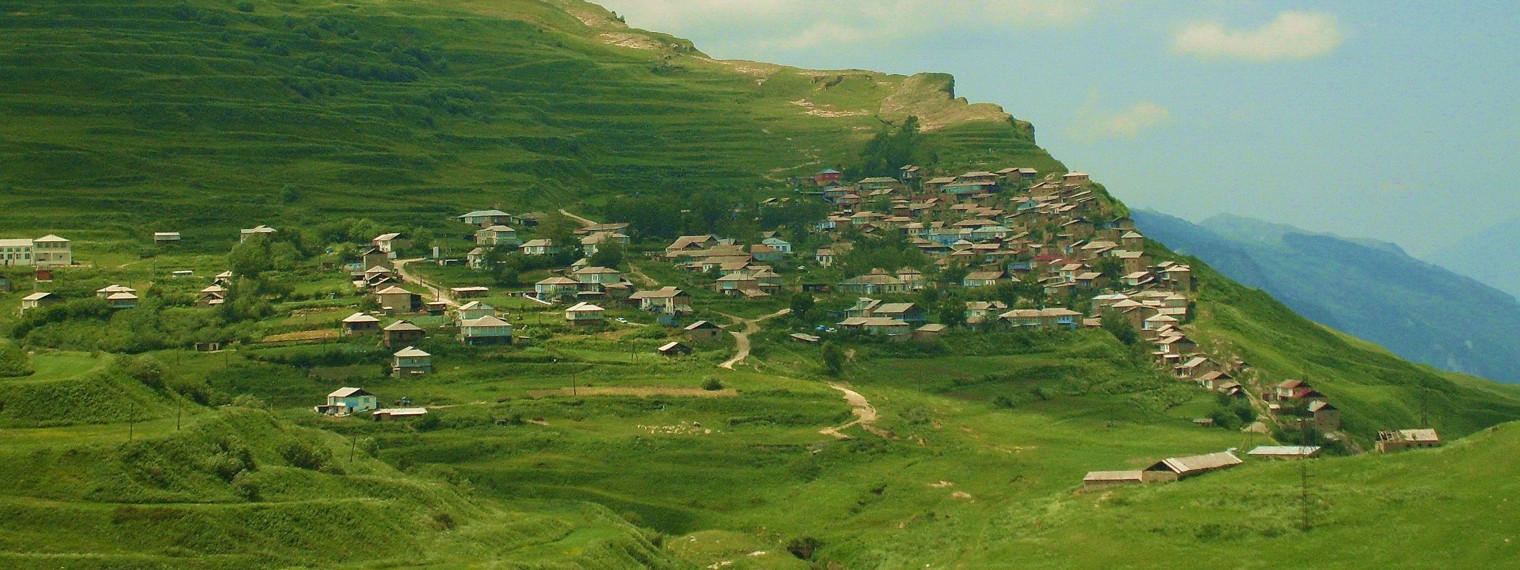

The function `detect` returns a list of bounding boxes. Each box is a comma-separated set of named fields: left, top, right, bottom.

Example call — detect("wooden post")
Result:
left=350, top=436, right=357, bottom=463
left=128, top=403, right=136, bottom=442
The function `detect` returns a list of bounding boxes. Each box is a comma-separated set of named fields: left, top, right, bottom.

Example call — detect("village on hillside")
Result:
left=2, top=163, right=1439, bottom=488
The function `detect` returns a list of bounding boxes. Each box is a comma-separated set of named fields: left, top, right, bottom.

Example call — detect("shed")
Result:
left=657, top=341, right=693, bottom=357
left=1247, top=446, right=1322, bottom=459
left=1082, top=470, right=1145, bottom=489
left=373, top=407, right=429, bottom=421
left=683, top=320, right=723, bottom=343
left=1143, top=451, right=1243, bottom=482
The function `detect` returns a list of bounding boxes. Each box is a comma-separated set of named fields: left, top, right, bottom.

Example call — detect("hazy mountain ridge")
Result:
left=1426, top=216, right=1520, bottom=301
left=1137, top=210, right=1520, bottom=382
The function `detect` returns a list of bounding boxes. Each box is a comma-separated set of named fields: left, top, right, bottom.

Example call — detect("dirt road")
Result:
left=820, top=383, right=889, bottom=439
left=392, top=258, right=456, bottom=307
left=558, top=208, right=598, bottom=228
left=717, top=308, right=790, bottom=370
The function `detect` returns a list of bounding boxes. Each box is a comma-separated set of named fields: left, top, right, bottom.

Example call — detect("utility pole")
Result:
left=1299, top=459, right=1313, bottom=532
left=350, top=435, right=357, bottom=463
left=1420, top=378, right=1430, bottom=428
left=128, top=403, right=136, bottom=442
left=176, top=398, right=182, bottom=431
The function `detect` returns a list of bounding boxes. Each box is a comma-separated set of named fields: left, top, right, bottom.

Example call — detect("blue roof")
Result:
left=818, top=169, right=841, bottom=175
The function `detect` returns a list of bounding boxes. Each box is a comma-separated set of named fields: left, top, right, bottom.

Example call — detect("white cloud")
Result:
left=1171, top=11, right=1345, bottom=61
left=599, top=1, right=1100, bottom=53
left=1069, top=94, right=1171, bottom=141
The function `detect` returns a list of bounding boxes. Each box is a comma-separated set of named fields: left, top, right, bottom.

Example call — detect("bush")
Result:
left=230, top=394, right=269, bottom=409
left=786, top=536, right=823, bottom=561
left=278, top=440, right=331, bottom=471
left=0, top=341, right=34, bottom=377
left=701, top=377, right=723, bottom=391
left=230, top=471, right=260, bottom=502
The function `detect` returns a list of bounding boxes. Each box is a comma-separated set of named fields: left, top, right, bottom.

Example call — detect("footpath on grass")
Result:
left=716, top=308, right=790, bottom=370
left=820, top=383, right=889, bottom=439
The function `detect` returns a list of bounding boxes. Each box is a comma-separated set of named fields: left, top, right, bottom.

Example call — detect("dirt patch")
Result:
left=638, top=422, right=712, bottom=436
left=260, top=329, right=338, bottom=343
left=526, top=386, right=738, bottom=399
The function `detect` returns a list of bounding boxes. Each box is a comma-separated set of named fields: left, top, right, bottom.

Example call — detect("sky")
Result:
left=595, top=1, right=1520, bottom=256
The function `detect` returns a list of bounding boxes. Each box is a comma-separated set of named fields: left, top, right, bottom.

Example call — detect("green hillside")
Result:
left=3, top=1, right=1520, bottom=569
left=0, top=0, right=1056, bottom=248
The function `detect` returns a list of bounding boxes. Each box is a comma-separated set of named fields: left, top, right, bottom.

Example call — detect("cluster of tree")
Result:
left=832, top=232, right=932, bottom=277
left=850, top=116, right=923, bottom=178
left=479, top=246, right=578, bottom=286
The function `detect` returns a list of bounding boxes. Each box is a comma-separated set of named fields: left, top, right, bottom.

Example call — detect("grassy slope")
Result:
left=3, top=1, right=1520, bottom=568
left=0, top=0, right=1058, bottom=252
left=0, top=353, right=680, bottom=569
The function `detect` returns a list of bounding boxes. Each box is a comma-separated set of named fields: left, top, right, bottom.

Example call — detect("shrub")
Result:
left=230, top=471, right=260, bottom=502
left=701, top=377, right=723, bottom=391
left=786, top=536, right=822, bottom=561
left=230, top=394, right=269, bottom=409
left=0, top=341, right=34, bottom=377
left=278, top=440, right=331, bottom=471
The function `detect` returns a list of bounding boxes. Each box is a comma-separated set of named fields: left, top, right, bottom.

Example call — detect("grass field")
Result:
left=3, top=0, right=1520, bottom=568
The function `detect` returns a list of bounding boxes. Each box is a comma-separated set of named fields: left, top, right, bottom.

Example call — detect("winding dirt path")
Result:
left=558, top=208, right=598, bottom=229
left=716, top=308, right=790, bottom=370
left=820, top=383, right=889, bottom=439
left=393, top=258, right=456, bottom=307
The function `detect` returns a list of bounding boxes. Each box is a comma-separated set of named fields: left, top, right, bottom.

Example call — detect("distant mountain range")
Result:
left=1425, top=217, right=1520, bottom=301
left=1134, top=210, right=1520, bottom=383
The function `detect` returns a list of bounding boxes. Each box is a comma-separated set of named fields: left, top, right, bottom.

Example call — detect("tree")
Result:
left=789, top=292, right=815, bottom=322
left=853, top=116, right=920, bottom=177
left=1100, top=310, right=1138, bottom=345
left=588, top=240, right=625, bottom=268
left=821, top=341, right=845, bottom=376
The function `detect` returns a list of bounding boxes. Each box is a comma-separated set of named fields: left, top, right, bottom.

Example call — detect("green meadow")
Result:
left=1, top=1, right=1518, bottom=568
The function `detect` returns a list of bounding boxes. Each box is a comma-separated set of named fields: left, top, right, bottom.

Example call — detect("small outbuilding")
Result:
left=1376, top=429, right=1441, bottom=453
left=657, top=341, right=693, bottom=357
left=1142, top=451, right=1243, bottom=482
left=683, top=320, right=723, bottom=343
left=372, top=407, right=429, bottom=421
left=1246, top=446, right=1322, bottom=460
left=1082, top=470, right=1145, bottom=489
